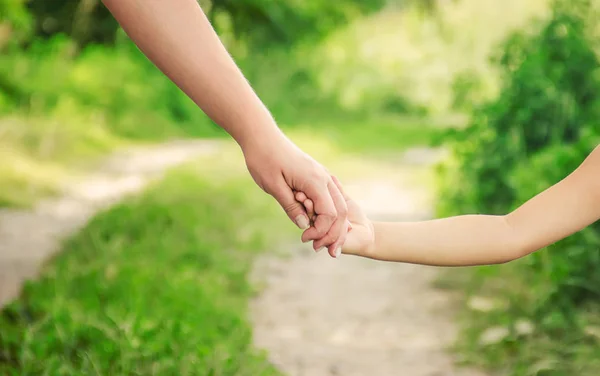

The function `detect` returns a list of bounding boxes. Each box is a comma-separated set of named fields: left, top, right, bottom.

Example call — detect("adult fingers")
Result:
left=294, top=192, right=315, bottom=222
left=305, top=199, right=315, bottom=221
left=272, top=181, right=310, bottom=230
left=300, top=181, right=338, bottom=241
left=295, top=191, right=307, bottom=202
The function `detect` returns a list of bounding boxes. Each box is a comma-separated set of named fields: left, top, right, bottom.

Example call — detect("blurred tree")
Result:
left=26, top=0, right=119, bottom=47
left=439, top=0, right=600, bottom=315
left=10, top=0, right=386, bottom=49
left=0, top=0, right=32, bottom=48
left=208, top=0, right=386, bottom=46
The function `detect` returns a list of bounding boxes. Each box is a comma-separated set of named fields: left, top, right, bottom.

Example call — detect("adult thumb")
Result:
left=272, top=182, right=310, bottom=230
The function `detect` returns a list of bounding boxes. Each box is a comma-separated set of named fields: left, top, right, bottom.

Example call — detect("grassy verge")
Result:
left=0, top=158, right=294, bottom=375
left=0, top=113, right=227, bottom=209
left=438, top=262, right=600, bottom=376
left=0, top=113, right=124, bottom=207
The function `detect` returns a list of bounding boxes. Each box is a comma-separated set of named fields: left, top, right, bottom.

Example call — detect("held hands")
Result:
left=296, top=177, right=375, bottom=257
left=241, top=131, right=350, bottom=258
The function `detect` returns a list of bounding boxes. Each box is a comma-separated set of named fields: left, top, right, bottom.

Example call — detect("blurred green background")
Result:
left=2, top=0, right=600, bottom=374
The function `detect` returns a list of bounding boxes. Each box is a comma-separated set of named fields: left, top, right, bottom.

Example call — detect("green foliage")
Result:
left=0, top=28, right=225, bottom=208
left=439, top=0, right=600, bottom=373
left=209, top=0, right=385, bottom=46
left=11, top=0, right=385, bottom=50
left=0, top=0, right=428, bottom=208
left=0, top=0, right=32, bottom=47
left=442, top=0, right=600, bottom=246
left=25, top=0, right=119, bottom=47
left=0, top=167, right=288, bottom=375
left=0, top=34, right=222, bottom=139
left=0, top=0, right=388, bottom=146
left=313, top=0, right=549, bottom=116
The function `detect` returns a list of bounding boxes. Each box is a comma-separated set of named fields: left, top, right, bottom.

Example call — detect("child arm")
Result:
left=349, top=146, right=600, bottom=266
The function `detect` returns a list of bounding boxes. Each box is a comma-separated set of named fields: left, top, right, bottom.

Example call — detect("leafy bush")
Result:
left=0, top=0, right=32, bottom=47
left=0, top=0, right=390, bottom=145
left=1, top=33, right=224, bottom=139
left=442, top=0, right=600, bottom=311
left=209, top=0, right=385, bottom=46
left=439, top=0, right=600, bottom=372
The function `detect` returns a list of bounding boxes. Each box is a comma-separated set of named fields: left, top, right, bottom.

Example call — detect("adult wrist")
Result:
left=235, top=117, right=284, bottom=152
left=237, top=122, right=292, bottom=157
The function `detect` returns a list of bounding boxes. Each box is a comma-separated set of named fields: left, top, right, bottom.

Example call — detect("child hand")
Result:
left=295, top=176, right=374, bottom=257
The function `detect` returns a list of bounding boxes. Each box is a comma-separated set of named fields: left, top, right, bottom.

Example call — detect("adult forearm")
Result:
left=102, top=0, right=280, bottom=148
left=365, top=215, right=522, bottom=266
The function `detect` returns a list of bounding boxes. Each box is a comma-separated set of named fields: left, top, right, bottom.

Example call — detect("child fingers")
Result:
left=304, top=198, right=315, bottom=221
left=295, top=191, right=308, bottom=202
left=311, top=219, right=353, bottom=251
left=294, top=191, right=315, bottom=222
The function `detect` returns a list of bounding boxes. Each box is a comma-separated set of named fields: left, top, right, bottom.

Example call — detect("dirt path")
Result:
left=251, top=148, right=487, bottom=376
left=0, top=140, right=220, bottom=308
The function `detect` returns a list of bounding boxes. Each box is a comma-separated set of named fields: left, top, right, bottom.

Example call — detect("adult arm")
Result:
left=101, top=0, right=348, bottom=255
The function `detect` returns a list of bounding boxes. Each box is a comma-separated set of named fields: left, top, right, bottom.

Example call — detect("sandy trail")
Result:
left=251, top=148, right=487, bottom=376
left=0, top=140, right=220, bottom=308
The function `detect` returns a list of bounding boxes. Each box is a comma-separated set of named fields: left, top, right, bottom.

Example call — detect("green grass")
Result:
left=0, top=164, right=294, bottom=375
left=438, top=261, right=600, bottom=376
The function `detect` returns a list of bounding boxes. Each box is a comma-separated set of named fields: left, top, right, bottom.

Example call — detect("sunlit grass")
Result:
left=0, top=114, right=123, bottom=207
left=0, top=147, right=63, bottom=207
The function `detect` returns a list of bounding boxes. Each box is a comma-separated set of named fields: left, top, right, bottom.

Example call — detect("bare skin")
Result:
left=297, top=146, right=600, bottom=266
left=101, top=0, right=348, bottom=257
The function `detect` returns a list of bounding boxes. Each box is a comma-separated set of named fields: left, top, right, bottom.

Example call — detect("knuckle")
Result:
left=265, top=180, right=282, bottom=196
left=323, top=208, right=337, bottom=217
left=283, top=202, right=300, bottom=214
left=321, top=232, right=336, bottom=243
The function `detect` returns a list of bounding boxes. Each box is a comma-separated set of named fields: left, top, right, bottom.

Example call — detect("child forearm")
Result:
left=353, top=147, right=600, bottom=266
left=362, top=215, right=522, bottom=266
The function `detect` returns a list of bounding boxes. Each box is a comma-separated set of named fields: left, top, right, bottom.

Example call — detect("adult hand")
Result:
left=241, top=131, right=348, bottom=258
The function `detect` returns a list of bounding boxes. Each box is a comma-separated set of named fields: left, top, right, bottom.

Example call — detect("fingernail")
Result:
left=316, top=246, right=325, bottom=253
left=335, top=246, right=342, bottom=258
left=295, top=215, right=309, bottom=230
